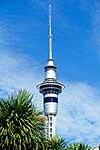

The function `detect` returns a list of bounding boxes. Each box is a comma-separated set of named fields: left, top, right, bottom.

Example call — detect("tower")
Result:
left=37, top=0, right=64, bottom=138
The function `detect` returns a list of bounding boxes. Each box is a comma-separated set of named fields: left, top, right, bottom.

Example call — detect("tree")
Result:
left=47, top=136, right=67, bottom=150
left=66, top=143, right=90, bottom=150
left=0, top=90, right=46, bottom=150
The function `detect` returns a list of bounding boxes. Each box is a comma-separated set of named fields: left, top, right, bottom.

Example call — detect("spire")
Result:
left=49, top=0, right=53, bottom=60
left=45, top=0, right=56, bottom=79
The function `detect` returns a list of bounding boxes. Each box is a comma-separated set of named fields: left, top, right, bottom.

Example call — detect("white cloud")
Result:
left=0, top=51, right=43, bottom=108
left=57, top=82, right=100, bottom=146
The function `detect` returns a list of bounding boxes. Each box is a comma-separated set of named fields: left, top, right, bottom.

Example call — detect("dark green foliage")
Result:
left=46, top=136, right=67, bottom=150
left=0, top=90, right=46, bottom=150
left=66, top=143, right=90, bottom=150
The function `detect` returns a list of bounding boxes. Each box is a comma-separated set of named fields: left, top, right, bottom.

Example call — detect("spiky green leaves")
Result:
left=0, top=90, right=46, bottom=150
left=47, top=136, right=67, bottom=150
left=66, top=143, right=90, bottom=150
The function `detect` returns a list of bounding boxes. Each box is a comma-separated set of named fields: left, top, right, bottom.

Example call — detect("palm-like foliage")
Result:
left=47, top=136, right=67, bottom=150
left=66, top=143, right=90, bottom=150
left=0, top=90, right=46, bottom=150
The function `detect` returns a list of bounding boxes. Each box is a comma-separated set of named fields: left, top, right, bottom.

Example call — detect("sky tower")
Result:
left=37, top=0, right=64, bottom=138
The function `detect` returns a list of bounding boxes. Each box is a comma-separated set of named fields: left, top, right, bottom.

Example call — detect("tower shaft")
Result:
left=37, top=0, right=64, bottom=138
left=47, top=115, right=56, bottom=138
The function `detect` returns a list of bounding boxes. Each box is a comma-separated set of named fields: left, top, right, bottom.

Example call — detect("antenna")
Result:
left=49, top=0, right=53, bottom=60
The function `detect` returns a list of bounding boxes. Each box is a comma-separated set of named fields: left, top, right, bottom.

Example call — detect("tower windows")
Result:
left=50, top=128, right=52, bottom=132
left=50, top=134, right=52, bottom=138
left=50, top=116, right=52, bottom=121
left=44, top=97, right=58, bottom=103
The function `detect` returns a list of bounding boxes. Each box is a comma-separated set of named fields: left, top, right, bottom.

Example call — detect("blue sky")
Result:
left=0, top=0, right=100, bottom=146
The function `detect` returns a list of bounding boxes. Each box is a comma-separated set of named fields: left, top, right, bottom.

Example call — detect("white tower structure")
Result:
left=37, top=0, right=64, bottom=138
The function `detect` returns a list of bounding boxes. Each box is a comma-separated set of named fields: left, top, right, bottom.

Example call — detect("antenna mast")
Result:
left=49, top=0, right=53, bottom=60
